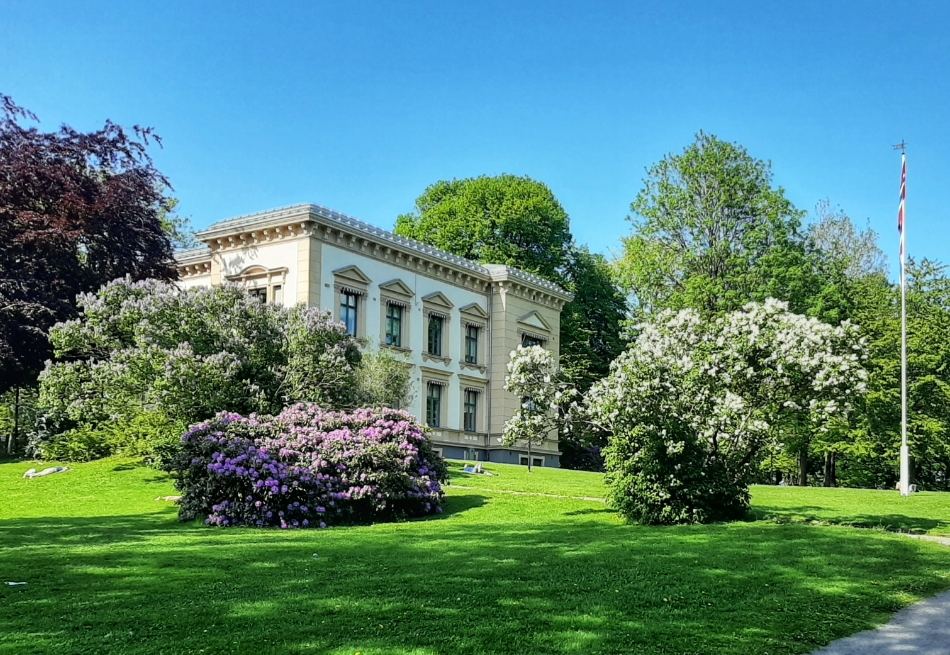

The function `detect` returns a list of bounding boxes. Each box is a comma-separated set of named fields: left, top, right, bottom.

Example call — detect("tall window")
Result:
left=385, top=304, right=403, bottom=347
left=427, top=315, right=444, bottom=356
left=465, top=325, right=479, bottom=364
left=521, top=334, right=544, bottom=348
left=341, top=291, right=359, bottom=336
left=426, top=383, right=442, bottom=427
left=463, top=390, right=478, bottom=432
left=272, top=285, right=283, bottom=305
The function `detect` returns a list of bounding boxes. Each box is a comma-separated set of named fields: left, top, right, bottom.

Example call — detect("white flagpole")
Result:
left=898, top=149, right=910, bottom=497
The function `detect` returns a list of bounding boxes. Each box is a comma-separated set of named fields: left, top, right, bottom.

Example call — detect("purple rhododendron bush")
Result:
left=164, top=404, right=447, bottom=528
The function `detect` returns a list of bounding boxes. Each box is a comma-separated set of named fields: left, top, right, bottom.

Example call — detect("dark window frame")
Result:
left=385, top=303, right=403, bottom=347
left=463, top=389, right=478, bottom=432
left=426, top=382, right=442, bottom=427
left=427, top=315, right=444, bottom=356
left=521, top=334, right=545, bottom=348
left=341, top=291, right=359, bottom=336
left=465, top=325, right=479, bottom=364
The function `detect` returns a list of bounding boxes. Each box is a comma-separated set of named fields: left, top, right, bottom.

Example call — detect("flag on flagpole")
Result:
left=898, top=153, right=906, bottom=266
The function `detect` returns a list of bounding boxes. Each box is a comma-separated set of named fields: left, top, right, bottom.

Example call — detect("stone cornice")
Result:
left=192, top=203, right=573, bottom=301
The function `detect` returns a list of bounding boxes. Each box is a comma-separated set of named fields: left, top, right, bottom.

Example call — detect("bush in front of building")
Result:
left=34, top=278, right=363, bottom=461
left=164, top=404, right=447, bottom=528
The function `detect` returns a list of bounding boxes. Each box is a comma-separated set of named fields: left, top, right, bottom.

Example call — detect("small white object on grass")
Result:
left=5, top=582, right=27, bottom=586
left=22, top=466, right=71, bottom=479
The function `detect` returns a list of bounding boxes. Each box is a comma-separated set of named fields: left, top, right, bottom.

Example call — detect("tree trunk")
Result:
left=527, top=439, right=532, bottom=473
left=5, top=387, right=19, bottom=455
left=823, top=451, right=835, bottom=487
left=798, top=449, right=809, bottom=486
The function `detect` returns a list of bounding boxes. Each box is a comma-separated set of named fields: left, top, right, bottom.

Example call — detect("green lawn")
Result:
left=2, top=458, right=949, bottom=655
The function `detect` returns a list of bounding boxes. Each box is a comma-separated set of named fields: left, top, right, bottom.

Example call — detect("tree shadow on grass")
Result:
left=564, top=507, right=614, bottom=516
left=752, top=505, right=947, bottom=534
left=2, top=498, right=950, bottom=655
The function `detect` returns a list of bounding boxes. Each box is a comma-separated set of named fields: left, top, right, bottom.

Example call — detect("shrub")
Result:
left=586, top=299, right=867, bottom=524
left=354, top=350, right=414, bottom=409
left=164, top=404, right=447, bottom=528
left=36, top=278, right=361, bottom=457
left=38, top=410, right=187, bottom=464
left=40, top=424, right=113, bottom=462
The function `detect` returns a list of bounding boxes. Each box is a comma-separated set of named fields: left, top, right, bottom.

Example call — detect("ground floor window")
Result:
left=463, top=389, right=478, bottom=432
left=521, top=334, right=545, bottom=348
left=519, top=456, right=544, bottom=467
left=426, top=382, right=442, bottom=427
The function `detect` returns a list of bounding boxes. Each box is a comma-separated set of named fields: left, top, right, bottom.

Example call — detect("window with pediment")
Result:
left=332, top=265, right=371, bottom=338
left=379, top=279, right=414, bottom=352
left=225, top=265, right=288, bottom=305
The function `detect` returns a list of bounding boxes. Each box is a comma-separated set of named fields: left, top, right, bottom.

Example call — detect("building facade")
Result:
left=176, top=203, right=572, bottom=467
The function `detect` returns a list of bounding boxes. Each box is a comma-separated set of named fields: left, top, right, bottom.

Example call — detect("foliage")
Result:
left=840, top=261, right=950, bottom=490
left=38, top=411, right=185, bottom=464
left=587, top=299, right=868, bottom=524
left=39, top=423, right=113, bottom=462
left=615, top=132, right=813, bottom=318
left=557, top=246, right=626, bottom=471
left=164, top=404, right=447, bottom=528
left=807, top=200, right=888, bottom=280
left=38, top=278, right=361, bottom=441
left=394, top=174, right=572, bottom=282
left=501, top=345, right=577, bottom=471
left=39, top=410, right=187, bottom=464
left=354, top=349, right=414, bottom=410
left=0, top=386, right=38, bottom=454
left=559, top=246, right=627, bottom=392
left=0, top=94, right=177, bottom=394
left=159, top=197, right=200, bottom=251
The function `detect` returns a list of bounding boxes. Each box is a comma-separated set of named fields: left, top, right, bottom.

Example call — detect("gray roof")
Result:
left=191, top=203, right=572, bottom=300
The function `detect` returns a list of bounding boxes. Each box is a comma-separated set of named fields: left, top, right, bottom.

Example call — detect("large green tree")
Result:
left=615, top=132, right=815, bottom=318
left=394, top=174, right=572, bottom=281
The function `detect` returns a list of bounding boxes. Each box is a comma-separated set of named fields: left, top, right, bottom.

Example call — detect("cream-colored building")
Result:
left=176, top=203, right=572, bottom=467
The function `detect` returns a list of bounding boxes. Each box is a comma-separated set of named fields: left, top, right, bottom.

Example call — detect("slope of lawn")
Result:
left=751, top=484, right=950, bottom=536
left=447, top=460, right=950, bottom=537
left=1, top=458, right=949, bottom=655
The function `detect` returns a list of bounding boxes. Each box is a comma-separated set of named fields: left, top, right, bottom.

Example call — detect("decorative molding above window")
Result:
left=378, top=278, right=415, bottom=299
left=516, top=310, right=552, bottom=333
left=421, top=291, right=454, bottom=311
left=459, top=302, right=489, bottom=324
left=332, top=264, right=371, bottom=293
left=224, top=265, right=288, bottom=284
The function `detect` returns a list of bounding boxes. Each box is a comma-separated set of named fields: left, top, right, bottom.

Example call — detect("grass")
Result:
left=1, top=458, right=949, bottom=655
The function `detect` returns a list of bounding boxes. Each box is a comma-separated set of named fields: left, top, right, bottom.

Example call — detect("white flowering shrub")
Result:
left=37, top=278, right=361, bottom=460
left=586, top=299, right=868, bottom=524
left=501, top=346, right=577, bottom=468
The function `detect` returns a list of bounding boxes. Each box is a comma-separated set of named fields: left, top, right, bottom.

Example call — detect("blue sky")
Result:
left=2, top=1, right=947, bottom=273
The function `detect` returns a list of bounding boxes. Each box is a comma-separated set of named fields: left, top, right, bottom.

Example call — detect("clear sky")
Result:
left=2, top=1, right=947, bottom=273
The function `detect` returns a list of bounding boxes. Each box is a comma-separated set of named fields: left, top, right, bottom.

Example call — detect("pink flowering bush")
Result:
left=165, top=404, right=447, bottom=528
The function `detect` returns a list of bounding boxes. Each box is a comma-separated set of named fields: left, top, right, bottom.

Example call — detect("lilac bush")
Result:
left=165, top=404, right=447, bottom=528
